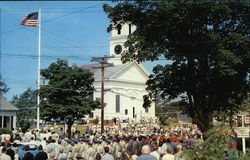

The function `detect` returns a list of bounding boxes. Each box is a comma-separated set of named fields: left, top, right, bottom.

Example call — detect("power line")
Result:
left=3, top=45, right=109, bottom=49
left=0, top=53, right=93, bottom=61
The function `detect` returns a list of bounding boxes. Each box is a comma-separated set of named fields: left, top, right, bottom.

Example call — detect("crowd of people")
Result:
left=0, top=124, right=203, bottom=160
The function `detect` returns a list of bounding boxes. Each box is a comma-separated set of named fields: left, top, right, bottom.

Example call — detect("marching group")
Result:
left=0, top=125, right=202, bottom=160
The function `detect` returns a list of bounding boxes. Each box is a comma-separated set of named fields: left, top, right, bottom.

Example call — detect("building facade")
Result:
left=82, top=24, right=155, bottom=123
left=0, top=96, right=17, bottom=130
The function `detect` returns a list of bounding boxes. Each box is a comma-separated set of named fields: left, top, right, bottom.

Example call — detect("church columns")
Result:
left=10, top=116, right=12, bottom=129
left=13, top=116, right=17, bottom=130
left=0, top=115, right=17, bottom=130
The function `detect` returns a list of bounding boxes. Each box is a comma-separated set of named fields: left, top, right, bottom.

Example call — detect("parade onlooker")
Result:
left=174, top=144, right=185, bottom=160
left=6, top=144, right=15, bottom=160
left=135, top=145, right=157, bottom=160
left=102, top=146, right=114, bottom=160
left=95, top=153, right=102, bottom=160
left=0, top=147, right=12, bottom=160
left=227, top=140, right=239, bottom=160
left=150, top=145, right=160, bottom=160
left=162, top=147, right=175, bottom=160
left=34, top=145, right=48, bottom=160
left=23, top=145, right=34, bottom=160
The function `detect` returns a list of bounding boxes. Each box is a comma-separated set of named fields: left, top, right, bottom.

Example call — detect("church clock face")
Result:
left=114, top=44, right=122, bottom=54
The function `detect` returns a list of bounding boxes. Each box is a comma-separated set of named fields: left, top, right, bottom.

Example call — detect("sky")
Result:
left=0, top=1, right=166, bottom=100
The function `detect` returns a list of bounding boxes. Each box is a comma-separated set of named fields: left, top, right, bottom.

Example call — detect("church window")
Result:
left=125, top=109, right=128, bottom=115
left=117, top=24, right=122, bottom=35
left=89, top=92, right=94, bottom=100
left=89, top=112, right=94, bottom=118
left=133, top=107, right=135, bottom=118
left=129, top=24, right=132, bottom=35
left=116, top=95, right=120, bottom=113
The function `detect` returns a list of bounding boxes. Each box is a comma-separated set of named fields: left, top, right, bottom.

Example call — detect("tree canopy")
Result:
left=11, top=88, right=37, bottom=131
left=0, top=75, right=9, bottom=96
left=104, top=0, right=250, bottom=133
left=39, top=59, right=100, bottom=138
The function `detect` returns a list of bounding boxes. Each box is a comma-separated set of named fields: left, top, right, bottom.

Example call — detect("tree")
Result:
left=104, top=0, right=250, bottom=135
left=11, top=88, right=37, bottom=131
left=183, top=123, right=250, bottom=159
left=159, top=115, right=170, bottom=126
left=0, top=75, right=9, bottom=96
left=39, top=59, right=100, bottom=138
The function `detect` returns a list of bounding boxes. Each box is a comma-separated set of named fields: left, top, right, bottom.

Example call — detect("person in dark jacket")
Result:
left=34, top=145, right=48, bottom=160
left=6, top=144, right=15, bottom=160
left=23, top=145, right=34, bottom=160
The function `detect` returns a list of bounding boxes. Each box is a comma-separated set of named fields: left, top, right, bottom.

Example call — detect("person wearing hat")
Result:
left=95, top=140, right=104, bottom=156
left=86, top=142, right=95, bottom=160
left=113, top=138, right=122, bottom=159
left=131, top=137, right=139, bottom=156
left=80, top=138, right=88, bottom=154
left=65, top=140, right=73, bottom=160
left=34, top=145, right=48, bottom=160
left=119, top=137, right=127, bottom=151
left=56, top=140, right=65, bottom=159
left=46, top=139, right=56, bottom=159
left=81, top=141, right=92, bottom=160
left=23, top=145, right=34, bottom=160
left=73, top=140, right=81, bottom=159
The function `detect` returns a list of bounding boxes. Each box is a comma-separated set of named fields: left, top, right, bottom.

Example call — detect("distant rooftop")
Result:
left=0, top=96, right=18, bottom=111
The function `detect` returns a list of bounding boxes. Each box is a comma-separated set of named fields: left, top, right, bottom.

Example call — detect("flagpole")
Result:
left=37, top=8, right=41, bottom=130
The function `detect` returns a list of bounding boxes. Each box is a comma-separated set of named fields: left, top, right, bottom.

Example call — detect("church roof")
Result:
left=79, top=63, right=131, bottom=81
left=0, top=96, right=18, bottom=111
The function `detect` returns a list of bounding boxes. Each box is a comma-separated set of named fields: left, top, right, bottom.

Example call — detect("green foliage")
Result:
left=0, top=75, right=9, bottom=96
left=0, top=128, right=13, bottom=137
left=104, top=0, right=250, bottom=134
left=11, top=88, right=37, bottom=131
left=183, top=123, right=231, bottom=159
left=183, top=123, right=250, bottom=160
left=39, top=59, right=100, bottom=137
left=93, top=117, right=99, bottom=125
left=159, top=115, right=170, bottom=126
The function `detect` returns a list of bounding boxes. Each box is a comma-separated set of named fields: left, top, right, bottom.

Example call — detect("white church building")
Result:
left=81, top=24, right=155, bottom=123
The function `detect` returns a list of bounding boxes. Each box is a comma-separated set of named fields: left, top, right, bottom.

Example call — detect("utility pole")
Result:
left=92, top=56, right=113, bottom=134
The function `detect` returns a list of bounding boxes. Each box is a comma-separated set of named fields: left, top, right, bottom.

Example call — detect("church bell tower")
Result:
left=108, top=23, right=136, bottom=65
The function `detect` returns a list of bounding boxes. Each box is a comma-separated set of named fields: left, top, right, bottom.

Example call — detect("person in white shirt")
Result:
left=0, top=147, right=11, bottom=160
left=102, top=146, right=114, bottom=160
left=150, top=145, right=160, bottom=160
left=162, top=147, right=175, bottom=160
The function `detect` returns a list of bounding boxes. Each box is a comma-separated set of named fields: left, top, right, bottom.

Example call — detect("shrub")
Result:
left=0, top=128, right=13, bottom=137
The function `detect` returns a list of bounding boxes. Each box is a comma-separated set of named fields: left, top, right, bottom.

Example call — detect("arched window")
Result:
left=129, top=24, right=132, bottom=35
left=117, top=24, right=122, bottom=35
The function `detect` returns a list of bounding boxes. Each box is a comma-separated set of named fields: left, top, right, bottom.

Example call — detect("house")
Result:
left=0, top=96, right=17, bottom=130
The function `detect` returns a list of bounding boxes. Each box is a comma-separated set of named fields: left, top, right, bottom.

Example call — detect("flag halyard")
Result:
left=21, top=12, right=38, bottom=27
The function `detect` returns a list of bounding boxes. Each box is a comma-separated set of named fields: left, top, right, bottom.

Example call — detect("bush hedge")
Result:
left=0, top=128, right=13, bottom=136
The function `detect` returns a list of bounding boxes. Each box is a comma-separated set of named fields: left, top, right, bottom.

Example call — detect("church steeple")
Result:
left=108, top=23, right=136, bottom=65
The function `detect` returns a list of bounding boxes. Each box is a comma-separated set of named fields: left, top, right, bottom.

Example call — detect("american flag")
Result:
left=21, top=12, right=38, bottom=27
